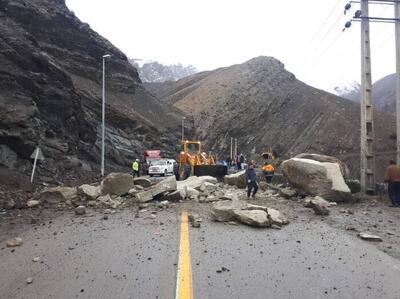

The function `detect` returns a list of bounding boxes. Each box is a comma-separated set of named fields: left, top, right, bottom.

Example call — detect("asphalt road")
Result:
left=1, top=204, right=400, bottom=299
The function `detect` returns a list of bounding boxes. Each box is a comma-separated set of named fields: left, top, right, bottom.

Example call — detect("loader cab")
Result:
left=181, top=141, right=201, bottom=154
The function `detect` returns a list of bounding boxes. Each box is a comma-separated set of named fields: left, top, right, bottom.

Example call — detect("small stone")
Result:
left=103, top=209, right=112, bottom=214
left=74, top=206, right=86, bottom=215
left=6, top=237, right=23, bottom=247
left=358, top=232, right=382, bottom=242
left=32, top=257, right=40, bottom=262
left=68, top=246, right=75, bottom=250
left=26, top=277, right=33, bottom=284
left=103, top=215, right=108, bottom=220
left=27, top=200, right=40, bottom=208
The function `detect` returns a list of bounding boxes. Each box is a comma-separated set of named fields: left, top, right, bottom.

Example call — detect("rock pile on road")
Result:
left=211, top=200, right=289, bottom=228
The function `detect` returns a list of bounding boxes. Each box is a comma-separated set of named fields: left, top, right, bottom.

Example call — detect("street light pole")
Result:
left=182, top=117, right=186, bottom=141
left=101, top=54, right=111, bottom=177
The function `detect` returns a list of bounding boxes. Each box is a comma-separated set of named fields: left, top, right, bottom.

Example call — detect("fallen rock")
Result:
left=267, top=208, right=290, bottom=225
left=32, top=257, right=40, bottom=262
left=281, top=156, right=351, bottom=202
left=224, top=171, right=246, bottom=188
left=128, top=188, right=138, bottom=196
left=304, top=196, right=330, bottom=215
left=133, top=177, right=152, bottom=188
left=358, top=232, right=383, bottom=242
left=135, top=176, right=177, bottom=203
left=26, top=200, right=40, bottom=208
left=26, top=277, right=33, bottom=284
left=6, top=237, right=23, bottom=247
left=158, top=200, right=169, bottom=208
left=177, top=176, right=218, bottom=191
left=166, top=190, right=184, bottom=201
left=295, top=153, right=350, bottom=179
left=185, top=187, right=200, bottom=199
left=200, top=182, right=217, bottom=195
left=278, top=187, right=297, bottom=199
left=101, top=173, right=134, bottom=196
left=78, top=184, right=101, bottom=200
left=97, top=194, right=121, bottom=209
left=38, top=186, right=78, bottom=205
left=233, top=210, right=270, bottom=227
left=211, top=200, right=248, bottom=222
left=188, top=213, right=202, bottom=228
left=74, top=205, right=86, bottom=215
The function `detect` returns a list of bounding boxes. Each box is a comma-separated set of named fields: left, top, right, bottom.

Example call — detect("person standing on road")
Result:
left=262, top=163, right=275, bottom=183
left=245, top=161, right=258, bottom=199
left=173, top=162, right=180, bottom=181
left=384, top=160, right=400, bottom=207
left=132, top=159, right=140, bottom=178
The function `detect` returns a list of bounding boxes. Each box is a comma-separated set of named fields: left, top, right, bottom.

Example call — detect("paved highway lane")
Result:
left=1, top=205, right=400, bottom=299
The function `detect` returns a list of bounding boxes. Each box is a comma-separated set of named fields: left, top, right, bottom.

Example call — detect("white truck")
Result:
left=148, top=159, right=176, bottom=177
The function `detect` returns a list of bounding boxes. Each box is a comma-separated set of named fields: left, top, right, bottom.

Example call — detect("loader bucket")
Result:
left=194, top=165, right=228, bottom=178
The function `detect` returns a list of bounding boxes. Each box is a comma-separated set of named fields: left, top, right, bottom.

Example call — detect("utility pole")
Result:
left=395, top=1, right=400, bottom=164
left=182, top=117, right=186, bottom=141
left=360, top=0, right=375, bottom=194
left=230, top=137, right=233, bottom=159
left=234, top=138, right=238, bottom=158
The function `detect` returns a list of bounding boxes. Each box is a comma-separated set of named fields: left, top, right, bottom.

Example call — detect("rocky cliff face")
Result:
left=0, top=0, right=181, bottom=184
left=146, top=56, right=396, bottom=180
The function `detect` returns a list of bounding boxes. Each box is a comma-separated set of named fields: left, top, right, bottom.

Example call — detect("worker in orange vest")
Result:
left=262, top=163, right=275, bottom=183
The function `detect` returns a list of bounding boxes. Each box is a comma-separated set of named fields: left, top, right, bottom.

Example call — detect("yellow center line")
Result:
left=175, top=210, right=193, bottom=299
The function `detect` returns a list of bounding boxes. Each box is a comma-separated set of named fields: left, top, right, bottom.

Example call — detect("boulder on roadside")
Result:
left=177, top=176, right=218, bottom=191
left=38, top=186, right=78, bottom=205
left=304, top=196, right=330, bottom=215
left=211, top=200, right=248, bottom=222
left=211, top=200, right=289, bottom=228
left=233, top=210, right=270, bottom=227
left=185, top=187, right=200, bottom=199
left=295, top=153, right=350, bottom=179
left=133, top=177, right=152, bottom=188
left=101, top=173, right=134, bottom=196
left=224, top=171, right=246, bottom=188
left=78, top=184, right=101, bottom=200
left=281, top=156, right=351, bottom=202
left=134, top=176, right=177, bottom=203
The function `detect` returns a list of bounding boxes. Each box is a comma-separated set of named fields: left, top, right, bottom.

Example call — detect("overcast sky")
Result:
left=66, top=0, right=396, bottom=92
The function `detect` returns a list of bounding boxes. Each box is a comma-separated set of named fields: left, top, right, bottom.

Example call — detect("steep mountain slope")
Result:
left=129, top=60, right=197, bottom=83
left=338, top=74, right=396, bottom=113
left=147, top=56, right=396, bottom=179
left=0, top=0, right=181, bottom=184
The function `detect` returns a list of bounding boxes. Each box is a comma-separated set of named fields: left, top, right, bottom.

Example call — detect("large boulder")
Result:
left=224, top=171, right=246, bottom=188
left=281, top=157, right=351, bottom=202
left=101, top=173, right=134, bottom=196
left=38, top=186, right=78, bottom=205
left=211, top=200, right=248, bottom=222
left=295, top=153, right=350, bottom=179
left=133, top=177, right=152, bottom=188
left=211, top=200, right=289, bottom=228
left=177, top=176, right=218, bottom=191
left=233, top=210, right=270, bottom=227
left=135, top=176, right=177, bottom=203
left=78, top=184, right=101, bottom=200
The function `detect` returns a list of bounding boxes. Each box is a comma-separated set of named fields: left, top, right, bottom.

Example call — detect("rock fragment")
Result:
left=74, top=206, right=86, bottom=215
left=26, top=200, right=40, bottom=208
left=6, top=237, right=23, bottom=247
left=358, top=233, right=383, bottom=242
